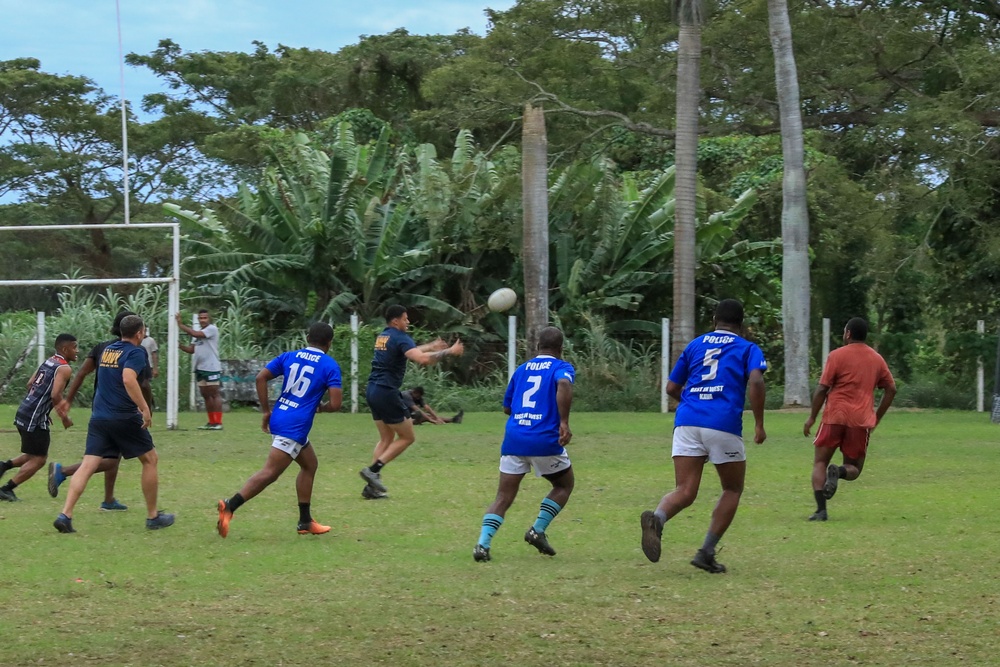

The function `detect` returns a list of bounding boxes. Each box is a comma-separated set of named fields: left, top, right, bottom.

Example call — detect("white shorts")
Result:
left=499, top=454, right=572, bottom=477
left=271, top=435, right=308, bottom=459
left=672, top=426, right=745, bottom=464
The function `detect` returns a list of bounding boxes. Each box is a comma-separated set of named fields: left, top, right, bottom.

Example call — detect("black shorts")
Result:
left=366, top=384, right=409, bottom=424
left=85, top=418, right=154, bottom=460
left=17, top=426, right=50, bottom=457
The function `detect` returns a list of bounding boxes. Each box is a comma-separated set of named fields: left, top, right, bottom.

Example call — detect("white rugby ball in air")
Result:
left=487, top=287, right=518, bottom=313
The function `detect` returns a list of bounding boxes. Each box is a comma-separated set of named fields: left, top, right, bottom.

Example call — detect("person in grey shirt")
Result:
left=176, top=309, right=224, bottom=430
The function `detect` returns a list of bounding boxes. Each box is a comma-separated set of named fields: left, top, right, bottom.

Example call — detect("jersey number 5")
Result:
left=285, top=363, right=315, bottom=398
left=700, top=348, right=722, bottom=381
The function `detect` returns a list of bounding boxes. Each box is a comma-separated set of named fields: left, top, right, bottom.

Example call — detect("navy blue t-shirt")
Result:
left=265, top=347, right=343, bottom=444
left=670, top=330, right=767, bottom=437
left=501, top=355, right=575, bottom=457
left=367, top=327, right=416, bottom=389
left=92, top=340, right=147, bottom=420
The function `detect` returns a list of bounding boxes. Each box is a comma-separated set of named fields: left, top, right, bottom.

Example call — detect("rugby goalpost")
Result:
left=0, top=223, right=182, bottom=429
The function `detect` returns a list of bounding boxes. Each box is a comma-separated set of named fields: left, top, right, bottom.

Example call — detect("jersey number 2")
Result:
left=522, top=375, right=542, bottom=407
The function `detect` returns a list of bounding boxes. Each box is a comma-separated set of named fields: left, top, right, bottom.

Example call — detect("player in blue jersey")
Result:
left=217, top=322, right=343, bottom=538
left=473, top=326, right=575, bottom=562
left=640, top=299, right=766, bottom=573
left=359, top=304, right=463, bottom=499
left=54, top=315, right=174, bottom=533
left=0, top=334, right=77, bottom=501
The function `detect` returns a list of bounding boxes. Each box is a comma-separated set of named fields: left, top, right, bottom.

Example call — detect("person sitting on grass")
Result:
left=402, top=386, right=463, bottom=425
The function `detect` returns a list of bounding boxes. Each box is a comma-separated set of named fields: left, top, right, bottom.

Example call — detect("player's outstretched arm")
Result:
left=405, top=339, right=464, bottom=366
left=51, top=365, right=74, bottom=428
left=748, top=369, right=766, bottom=444
left=64, top=357, right=96, bottom=406
left=255, top=368, right=275, bottom=433
left=318, top=387, right=343, bottom=413
left=556, top=378, right=573, bottom=446
left=873, top=381, right=897, bottom=429
left=803, top=384, right=829, bottom=436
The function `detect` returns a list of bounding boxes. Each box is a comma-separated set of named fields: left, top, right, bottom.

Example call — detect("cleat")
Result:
left=473, top=544, right=491, bottom=562
left=452, top=410, right=464, bottom=424
left=100, top=498, right=128, bottom=511
left=640, top=510, right=663, bottom=563
left=217, top=499, right=233, bottom=538
left=361, top=485, right=388, bottom=500
left=0, top=460, right=11, bottom=479
left=48, top=462, right=65, bottom=498
left=197, top=423, right=213, bottom=430
left=524, top=527, right=556, bottom=556
left=691, top=548, right=727, bottom=573
left=359, top=466, right=387, bottom=493
left=823, top=464, right=840, bottom=499
left=0, top=487, right=18, bottom=502
left=53, top=514, right=76, bottom=533
left=297, top=520, right=331, bottom=535
left=207, top=424, right=223, bottom=431
left=146, top=511, right=175, bottom=530
left=808, top=509, right=828, bottom=522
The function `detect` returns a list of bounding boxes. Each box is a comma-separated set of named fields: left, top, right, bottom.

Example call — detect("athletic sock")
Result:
left=210, top=411, right=222, bottom=425
left=228, top=492, right=246, bottom=513
left=701, top=531, right=721, bottom=555
left=654, top=509, right=669, bottom=524
left=298, top=502, right=311, bottom=525
left=532, top=498, right=562, bottom=533
left=814, top=489, right=827, bottom=512
left=1, top=480, right=17, bottom=491
left=838, top=465, right=848, bottom=479
left=478, top=513, right=503, bottom=548
left=369, top=460, right=385, bottom=474
left=0, top=459, right=12, bottom=473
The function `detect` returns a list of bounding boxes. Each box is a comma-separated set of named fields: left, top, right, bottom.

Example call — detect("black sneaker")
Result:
left=0, top=460, right=11, bottom=479
left=524, top=527, right=556, bottom=556
left=0, top=486, right=18, bottom=502
left=640, top=510, right=663, bottom=563
left=808, top=509, right=828, bottom=522
left=53, top=514, right=76, bottom=533
left=146, top=511, right=175, bottom=530
left=473, top=544, right=491, bottom=562
left=691, top=548, right=727, bottom=574
left=451, top=410, right=464, bottom=424
left=361, top=484, right=388, bottom=500
left=823, top=464, right=840, bottom=499
left=359, top=467, right=387, bottom=493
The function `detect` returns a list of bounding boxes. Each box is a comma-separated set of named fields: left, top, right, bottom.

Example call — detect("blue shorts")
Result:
left=366, top=384, right=408, bottom=424
left=85, top=418, right=155, bottom=459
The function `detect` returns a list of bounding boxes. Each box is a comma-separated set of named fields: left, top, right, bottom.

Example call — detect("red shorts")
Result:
left=813, top=423, right=870, bottom=460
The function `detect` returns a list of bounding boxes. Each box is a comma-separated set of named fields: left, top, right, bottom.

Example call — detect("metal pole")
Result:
left=37, top=311, right=46, bottom=367
left=116, top=0, right=130, bottom=224
left=350, top=313, right=359, bottom=414
left=661, top=317, right=671, bottom=413
left=822, top=318, right=831, bottom=370
left=167, top=223, right=180, bottom=429
left=977, top=320, right=985, bottom=413
left=189, top=314, right=199, bottom=411
left=508, top=315, right=517, bottom=382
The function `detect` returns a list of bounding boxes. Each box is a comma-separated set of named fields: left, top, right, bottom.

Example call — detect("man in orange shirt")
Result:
left=803, top=317, right=896, bottom=521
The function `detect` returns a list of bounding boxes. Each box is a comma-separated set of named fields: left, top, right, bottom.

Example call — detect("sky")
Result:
left=2, top=0, right=517, bottom=108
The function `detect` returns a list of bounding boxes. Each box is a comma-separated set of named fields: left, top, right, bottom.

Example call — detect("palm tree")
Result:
left=672, top=0, right=704, bottom=363
left=767, top=0, right=811, bottom=405
left=522, top=102, right=549, bottom=355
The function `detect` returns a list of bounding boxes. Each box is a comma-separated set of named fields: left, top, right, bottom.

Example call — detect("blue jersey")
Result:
left=92, top=341, right=147, bottom=420
left=670, top=330, right=767, bottom=437
left=265, top=347, right=343, bottom=444
left=501, top=355, right=575, bottom=457
left=367, top=327, right=416, bottom=389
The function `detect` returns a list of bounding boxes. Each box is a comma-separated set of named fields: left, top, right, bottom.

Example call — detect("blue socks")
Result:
left=478, top=513, right=503, bottom=548
left=532, top=498, right=562, bottom=534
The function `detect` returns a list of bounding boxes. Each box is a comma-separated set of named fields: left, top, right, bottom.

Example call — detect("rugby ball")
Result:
left=487, top=287, right=518, bottom=313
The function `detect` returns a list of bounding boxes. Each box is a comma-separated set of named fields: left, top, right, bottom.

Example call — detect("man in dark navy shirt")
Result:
left=53, top=315, right=174, bottom=534
left=359, top=304, right=463, bottom=499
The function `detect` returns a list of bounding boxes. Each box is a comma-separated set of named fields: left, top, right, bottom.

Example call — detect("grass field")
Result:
left=0, top=408, right=997, bottom=666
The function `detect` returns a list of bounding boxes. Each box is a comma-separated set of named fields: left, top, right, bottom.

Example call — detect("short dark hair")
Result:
left=384, top=304, right=407, bottom=323
left=111, top=311, right=136, bottom=337
left=54, top=333, right=77, bottom=351
left=198, top=309, right=210, bottom=315
left=410, top=386, right=424, bottom=396
left=715, top=299, right=745, bottom=327
left=537, top=326, right=564, bottom=353
left=119, top=314, right=145, bottom=339
left=306, top=322, right=334, bottom=347
left=845, top=317, right=868, bottom=341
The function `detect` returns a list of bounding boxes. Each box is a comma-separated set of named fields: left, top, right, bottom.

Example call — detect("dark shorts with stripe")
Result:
left=85, top=418, right=155, bottom=459
left=366, top=384, right=409, bottom=425
left=18, top=425, right=51, bottom=457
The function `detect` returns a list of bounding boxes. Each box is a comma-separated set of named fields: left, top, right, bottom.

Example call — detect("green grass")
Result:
left=0, top=409, right=997, bottom=666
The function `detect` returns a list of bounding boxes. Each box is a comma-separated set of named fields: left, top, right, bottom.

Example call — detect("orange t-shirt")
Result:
left=819, top=343, right=894, bottom=429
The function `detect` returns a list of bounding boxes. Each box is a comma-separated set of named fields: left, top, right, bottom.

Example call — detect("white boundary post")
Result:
left=36, top=311, right=46, bottom=367
left=822, top=318, right=831, bottom=369
left=661, top=317, right=671, bottom=413
left=0, top=223, right=182, bottom=429
left=508, top=315, right=517, bottom=383
left=350, top=313, right=359, bottom=413
left=977, top=320, right=985, bottom=413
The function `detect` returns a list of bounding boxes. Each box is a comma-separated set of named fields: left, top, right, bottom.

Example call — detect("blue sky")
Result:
left=2, top=0, right=516, bottom=105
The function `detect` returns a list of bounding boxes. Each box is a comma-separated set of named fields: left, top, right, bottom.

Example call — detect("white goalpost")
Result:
left=0, top=223, right=182, bottom=429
